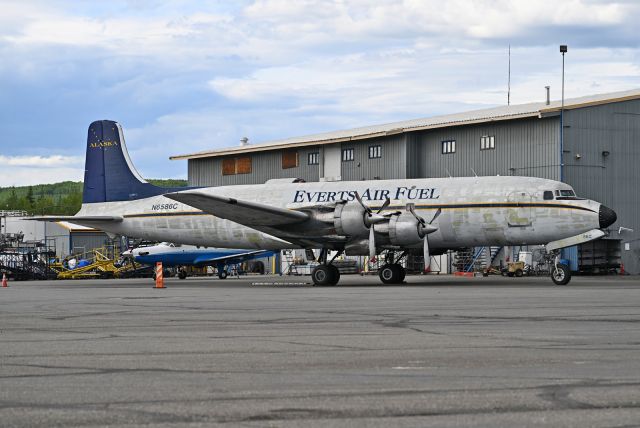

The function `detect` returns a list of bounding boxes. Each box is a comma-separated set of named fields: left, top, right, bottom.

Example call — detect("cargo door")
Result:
left=507, top=191, right=532, bottom=227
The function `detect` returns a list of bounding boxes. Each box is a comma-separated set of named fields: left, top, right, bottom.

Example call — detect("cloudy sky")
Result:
left=1, top=0, right=639, bottom=185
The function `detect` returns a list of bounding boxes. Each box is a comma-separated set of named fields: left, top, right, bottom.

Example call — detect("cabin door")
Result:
left=506, top=191, right=532, bottom=227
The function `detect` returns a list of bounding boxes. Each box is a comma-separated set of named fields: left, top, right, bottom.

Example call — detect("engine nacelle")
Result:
left=387, top=212, right=424, bottom=246
left=334, top=202, right=369, bottom=237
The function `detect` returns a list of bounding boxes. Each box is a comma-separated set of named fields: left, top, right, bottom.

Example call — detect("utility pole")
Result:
left=560, top=44, right=567, bottom=182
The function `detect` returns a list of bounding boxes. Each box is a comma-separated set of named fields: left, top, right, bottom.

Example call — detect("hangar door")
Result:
left=507, top=191, right=532, bottom=227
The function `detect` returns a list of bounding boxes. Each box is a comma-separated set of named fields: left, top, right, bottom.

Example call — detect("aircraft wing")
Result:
left=165, top=190, right=309, bottom=226
left=28, top=216, right=123, bottom=223
left=193, top=250, right=271, bottom=265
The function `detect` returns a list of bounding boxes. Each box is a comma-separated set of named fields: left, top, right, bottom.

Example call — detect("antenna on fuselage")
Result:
left=470, top=168, right=478, bottom=177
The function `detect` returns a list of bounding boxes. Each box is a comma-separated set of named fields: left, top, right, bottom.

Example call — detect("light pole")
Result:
left=560, top=44, right=567, bottom=182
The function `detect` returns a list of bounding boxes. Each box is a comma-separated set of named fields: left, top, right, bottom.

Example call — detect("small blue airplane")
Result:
left=122, top=242, right=275, bottom=279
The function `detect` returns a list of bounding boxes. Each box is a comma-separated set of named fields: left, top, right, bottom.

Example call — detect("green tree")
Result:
left=6, top=187, right=18, bottom=210
left=26, top=186, right=35, bottom=209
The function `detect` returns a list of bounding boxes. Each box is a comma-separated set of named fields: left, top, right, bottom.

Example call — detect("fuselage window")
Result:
left=543, top=191, right=554, bottom=200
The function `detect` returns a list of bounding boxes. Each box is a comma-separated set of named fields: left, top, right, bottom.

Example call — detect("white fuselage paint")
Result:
left=74, top=176, right=601, bottom=252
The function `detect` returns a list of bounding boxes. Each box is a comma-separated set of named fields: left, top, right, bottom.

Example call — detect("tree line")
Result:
left=0, top=179, right=188, bottom=215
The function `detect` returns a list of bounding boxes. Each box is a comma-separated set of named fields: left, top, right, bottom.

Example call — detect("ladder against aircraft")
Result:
left=31, top=120, right=622, bottom=286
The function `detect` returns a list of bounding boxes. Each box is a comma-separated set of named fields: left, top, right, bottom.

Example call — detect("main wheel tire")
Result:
left=515, top=269, right=523, bottom=277
left=312, top=265, right=335, bottom=286
left=328, top=264, right=340, bottom=286
left=396, top=264, right=406, bottom=283
left=551, top=264, right=571, bottom=285
left=218, top=270, right=228, bottom=279
left=379, top=264, right=401, bottom=284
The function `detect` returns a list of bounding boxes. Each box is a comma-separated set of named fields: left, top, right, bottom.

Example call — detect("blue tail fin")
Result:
left=83, top=120, right=184, bottom=203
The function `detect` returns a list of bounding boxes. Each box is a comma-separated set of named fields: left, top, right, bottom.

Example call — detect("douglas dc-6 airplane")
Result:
left=35, top=120, right=618, bottom=286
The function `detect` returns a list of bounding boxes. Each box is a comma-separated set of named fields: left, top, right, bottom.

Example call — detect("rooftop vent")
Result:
left=545, top=86, right=550, bottom=105
left=240, top=137, right=249, bottom=146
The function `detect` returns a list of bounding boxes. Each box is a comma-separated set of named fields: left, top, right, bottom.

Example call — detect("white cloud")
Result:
left=0, top=155, right=83, bottom=167
left=0, top=155, right=83, bottom=186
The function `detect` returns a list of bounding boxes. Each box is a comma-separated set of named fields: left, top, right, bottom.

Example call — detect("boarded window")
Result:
left=222, top=158, right=236, bottom=175
left=282, top=150, right=298, bottom=169
left=222, top=156, right=252, bottom=175
left=236, top=156, right=252, bottom=174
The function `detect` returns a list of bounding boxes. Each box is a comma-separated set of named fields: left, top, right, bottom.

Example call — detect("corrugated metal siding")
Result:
left=411, top=117, right=560, bottom=180
left=564, top=98, right=640, bottom=274
left=340, top=135, right=407, bottom=181
left=188, top=146, right=322, bottom=186
left=69, top=232, right=111, bottom=254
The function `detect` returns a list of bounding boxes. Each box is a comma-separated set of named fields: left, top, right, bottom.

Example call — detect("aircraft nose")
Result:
left=599, top=204, right=617, bottom=229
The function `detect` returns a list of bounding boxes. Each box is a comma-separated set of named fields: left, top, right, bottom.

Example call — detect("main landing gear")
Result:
left=378, top=263, right=406, bottom=284
left=377, top=251, right=406, bottom=284
left=311, top=249, right=341, bottom=286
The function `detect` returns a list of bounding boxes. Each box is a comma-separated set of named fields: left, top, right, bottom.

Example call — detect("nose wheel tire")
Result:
left=218, top=270, right=228, bottom=279
left=311, top=265, right=340, bottom=286
left=551, top=264, right=571, bottom=285
left=379, top=264, right=405, bottom=284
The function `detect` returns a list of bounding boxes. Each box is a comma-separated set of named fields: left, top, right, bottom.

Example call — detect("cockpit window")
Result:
left=555, top=189, right=583, bottom=200
left=543, top=191, right=554, bottom=200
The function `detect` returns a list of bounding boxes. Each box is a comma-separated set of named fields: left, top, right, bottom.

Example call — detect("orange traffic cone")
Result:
left=2, top=273, right=8, bottom=288
left=154, top=262, right=165, bottom=289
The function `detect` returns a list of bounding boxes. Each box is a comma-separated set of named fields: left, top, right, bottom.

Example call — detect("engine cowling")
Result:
left=333, top=201, right=369, bottom=237
left=387, top=212, right=425, bottom=246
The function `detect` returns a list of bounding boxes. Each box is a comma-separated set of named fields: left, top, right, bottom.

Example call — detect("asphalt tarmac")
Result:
left=1, top=274, right=640, bottom=427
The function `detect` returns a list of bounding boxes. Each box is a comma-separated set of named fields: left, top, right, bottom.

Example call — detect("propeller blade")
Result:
left=423, top=237, right=430, bottom=271
left=429, top=208, right=442, bottom=224
left=376, top=197, right=391, bottom=214
left=369, top=226, right=376, bottom=259
left=354, top=191, right=372, bottom=214
left=407, top=203, right=426, bottom=225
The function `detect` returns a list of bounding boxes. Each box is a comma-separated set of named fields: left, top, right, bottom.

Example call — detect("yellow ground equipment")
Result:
left=51, top=245, right=136, bottom=279
left=502, top=261, right=526, bottom=277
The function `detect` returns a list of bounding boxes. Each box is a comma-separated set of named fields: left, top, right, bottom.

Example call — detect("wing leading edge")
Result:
left=165, top=190, right=308, bottom=226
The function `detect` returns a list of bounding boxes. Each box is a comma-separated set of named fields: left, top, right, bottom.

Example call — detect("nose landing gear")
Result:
left=550, top=251, right=571, bottom=285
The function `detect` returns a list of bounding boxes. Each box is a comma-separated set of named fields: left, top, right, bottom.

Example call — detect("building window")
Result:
left=308, top=152, right=319, bottom=165
left=368, top=145, right=382, bottom=159
left=441, top=140, right=456, bottom=154
left=480, top=135, right=495, bottom=150
left=342, top=148, right=354, bottom=162
left=222, top=156, right=252, bottom=175
left=282, top=150, right=298, bottom=169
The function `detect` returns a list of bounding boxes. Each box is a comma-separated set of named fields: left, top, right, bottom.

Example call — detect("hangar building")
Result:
left=171, top=89, right=640, bottom=274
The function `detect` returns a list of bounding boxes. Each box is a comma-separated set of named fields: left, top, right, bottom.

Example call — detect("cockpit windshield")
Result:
left=554, top=189, right=583, bottom=200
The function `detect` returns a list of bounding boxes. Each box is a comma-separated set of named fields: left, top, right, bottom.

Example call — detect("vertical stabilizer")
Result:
left=83, top=120, right=185, bottom=203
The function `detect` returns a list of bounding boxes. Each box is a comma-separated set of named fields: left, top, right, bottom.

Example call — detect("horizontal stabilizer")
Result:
left=28, top=215, right=123, bottom=223
left=165, top=190, right=308, bottom=226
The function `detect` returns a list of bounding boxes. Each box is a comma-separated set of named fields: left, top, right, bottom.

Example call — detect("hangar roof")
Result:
left=170, top=88, right=640, bottom=160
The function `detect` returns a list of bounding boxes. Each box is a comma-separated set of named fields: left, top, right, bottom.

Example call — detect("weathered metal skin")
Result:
left=73, top=175, right=604, bottom=254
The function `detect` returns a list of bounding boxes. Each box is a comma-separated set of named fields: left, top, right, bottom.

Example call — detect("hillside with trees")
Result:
left=0, top=179, right=188, bottom=215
